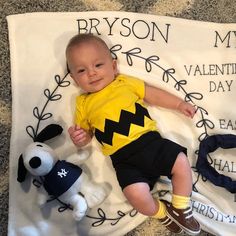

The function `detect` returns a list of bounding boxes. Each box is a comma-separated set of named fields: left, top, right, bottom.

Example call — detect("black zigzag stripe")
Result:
left=95, top=103, right=152, bottom=145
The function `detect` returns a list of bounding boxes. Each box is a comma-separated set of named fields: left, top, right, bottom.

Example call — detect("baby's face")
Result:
left=67, top=40, right=117, bottom=93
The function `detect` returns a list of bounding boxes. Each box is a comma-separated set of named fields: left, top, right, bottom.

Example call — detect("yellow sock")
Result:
left=152, top=200, right=167, bottom=219
left=172, top=194, right=190, bottom=209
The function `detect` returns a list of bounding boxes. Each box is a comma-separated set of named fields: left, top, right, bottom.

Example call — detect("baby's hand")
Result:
left=68, top=125, right=92, bottom=147
left=177, top=101, right=196, bottom=118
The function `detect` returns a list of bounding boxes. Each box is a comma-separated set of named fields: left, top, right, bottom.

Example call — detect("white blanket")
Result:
left=7, top=12, right=236, bottom=236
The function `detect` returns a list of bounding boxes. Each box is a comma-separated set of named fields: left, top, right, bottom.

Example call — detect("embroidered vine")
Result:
left=26, top=73, right=70, bottom=140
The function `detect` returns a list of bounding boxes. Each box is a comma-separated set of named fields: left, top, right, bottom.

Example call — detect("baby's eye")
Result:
left=78, top=69, right=85, bottom=73
left=95, top=63, right=103, bottom=68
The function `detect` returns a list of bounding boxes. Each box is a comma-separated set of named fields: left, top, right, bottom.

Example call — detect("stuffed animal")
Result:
left=17, top=124, right=107, bottom=221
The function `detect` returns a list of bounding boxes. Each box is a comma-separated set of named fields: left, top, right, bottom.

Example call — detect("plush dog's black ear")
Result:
left=34, top=124, right=63, bottom=142
left=17, top=154, right=27, bottom=182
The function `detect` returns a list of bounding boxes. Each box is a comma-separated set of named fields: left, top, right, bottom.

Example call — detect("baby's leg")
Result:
left=168, top=152, right=201, bottom=235
left=171, top=151, right=192, bottom=196
left=123, top=182, right=157, bottom=216
left=123, top=182, right=183, bottom=234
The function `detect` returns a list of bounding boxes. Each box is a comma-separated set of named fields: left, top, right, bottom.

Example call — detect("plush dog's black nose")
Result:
left=29, top=156, right=41, bottom=168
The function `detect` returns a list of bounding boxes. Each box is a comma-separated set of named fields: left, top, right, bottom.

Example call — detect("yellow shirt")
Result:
left=75, top=74, right=157, bottom=156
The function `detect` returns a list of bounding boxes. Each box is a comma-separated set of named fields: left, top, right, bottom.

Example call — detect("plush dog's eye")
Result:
left=36, top=144, right=43, bottom=147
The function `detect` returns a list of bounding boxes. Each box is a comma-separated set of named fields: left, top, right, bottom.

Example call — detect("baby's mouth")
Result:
left=90, top=78, right=102, bottom=84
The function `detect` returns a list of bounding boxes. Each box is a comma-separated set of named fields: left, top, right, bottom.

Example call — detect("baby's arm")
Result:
left=144, top=83, right=196, bottom=118
left=68, top=125, right=93, bottom=147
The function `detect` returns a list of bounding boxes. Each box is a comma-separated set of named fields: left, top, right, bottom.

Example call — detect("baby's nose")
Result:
left=88, top=67, right=96, bottom=76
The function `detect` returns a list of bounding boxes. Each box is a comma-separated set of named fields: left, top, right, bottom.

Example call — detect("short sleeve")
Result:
left=120, top=74, right=145, bottom=99
left=74, top=95, right=91, bottom=131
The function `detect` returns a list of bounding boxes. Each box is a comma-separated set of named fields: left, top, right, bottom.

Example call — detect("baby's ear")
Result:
left=66, top=62, right=70, bottom=74
left=112, top=59, right=118, bottom=74
left=66, top=63, right=74, bottom=80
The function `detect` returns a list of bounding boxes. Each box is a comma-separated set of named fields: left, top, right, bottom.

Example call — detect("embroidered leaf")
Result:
left=41, top=112, right=53, bottom=120
left=110, top=44, right=122, bottom=59
left=55, top=75, right=70, bottom=87
left=185, top=92, right=203, bottom=102
left=162, top=68, right=175, bottom=83
left=26, top=125, right=36, bottom=140
left=145, top=55, right=159, bottom=72
left=55, top=74, right=62, bottom=84
left=129, top=209, right=138, bottom=217
left=44, top=89, right=51, bottom=99
left=90, top=208, right=106, bottom=227
left=97, top=208, right=106, bottom=218
left=198, top=132, right=207, bottom=142
left=44, top=88, right=62, bottom=101
left=124, top=47, right=141, bottom=66
left=127, top=47, right=142, bottom=55
left=59, top=80, right=70, bottom=87
left=50, top=94, right=62, bottom=101
left=33, top=107, right=52, bottom=120
left=174, top=80, right=187, bottom=91
left=196, top=119, right=214, bottom=129
left=33, top=107, right=40, bottom=119
left=91, top=218, right=105, bottom=227
left=117, top=211, right=125, bottom=217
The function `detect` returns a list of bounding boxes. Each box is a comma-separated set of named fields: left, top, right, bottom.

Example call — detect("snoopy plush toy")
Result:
left=17, top=124, right=107, bottom=221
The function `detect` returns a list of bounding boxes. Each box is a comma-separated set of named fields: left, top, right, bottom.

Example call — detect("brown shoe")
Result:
left=158, top=200, right=183, bottom=234
left=166, top=203, right=201, bottom=235
left=159, top=215, right=183, bottom=234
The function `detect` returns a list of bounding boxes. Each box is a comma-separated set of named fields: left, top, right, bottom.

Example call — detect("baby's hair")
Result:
left=66, top=33, right=110, bottom=55
left=66, top=33, right=111, bottom=73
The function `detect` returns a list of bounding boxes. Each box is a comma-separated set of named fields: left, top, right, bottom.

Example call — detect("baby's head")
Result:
left=66, top=34, right=117, bottom=93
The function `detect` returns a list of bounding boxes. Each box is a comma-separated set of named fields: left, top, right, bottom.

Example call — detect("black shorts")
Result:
left=110, top=131, right=187, bottom=190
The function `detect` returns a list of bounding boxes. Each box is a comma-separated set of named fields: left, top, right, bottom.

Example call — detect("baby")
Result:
left=66, top=33, right=200, bottom=235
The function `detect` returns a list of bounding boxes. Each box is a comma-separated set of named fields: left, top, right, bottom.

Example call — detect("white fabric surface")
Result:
left=7, top=11, right=236, bottom=236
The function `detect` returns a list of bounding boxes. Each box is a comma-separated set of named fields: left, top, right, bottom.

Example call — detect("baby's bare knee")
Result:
left=123, top=183, right=157, bottom=216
